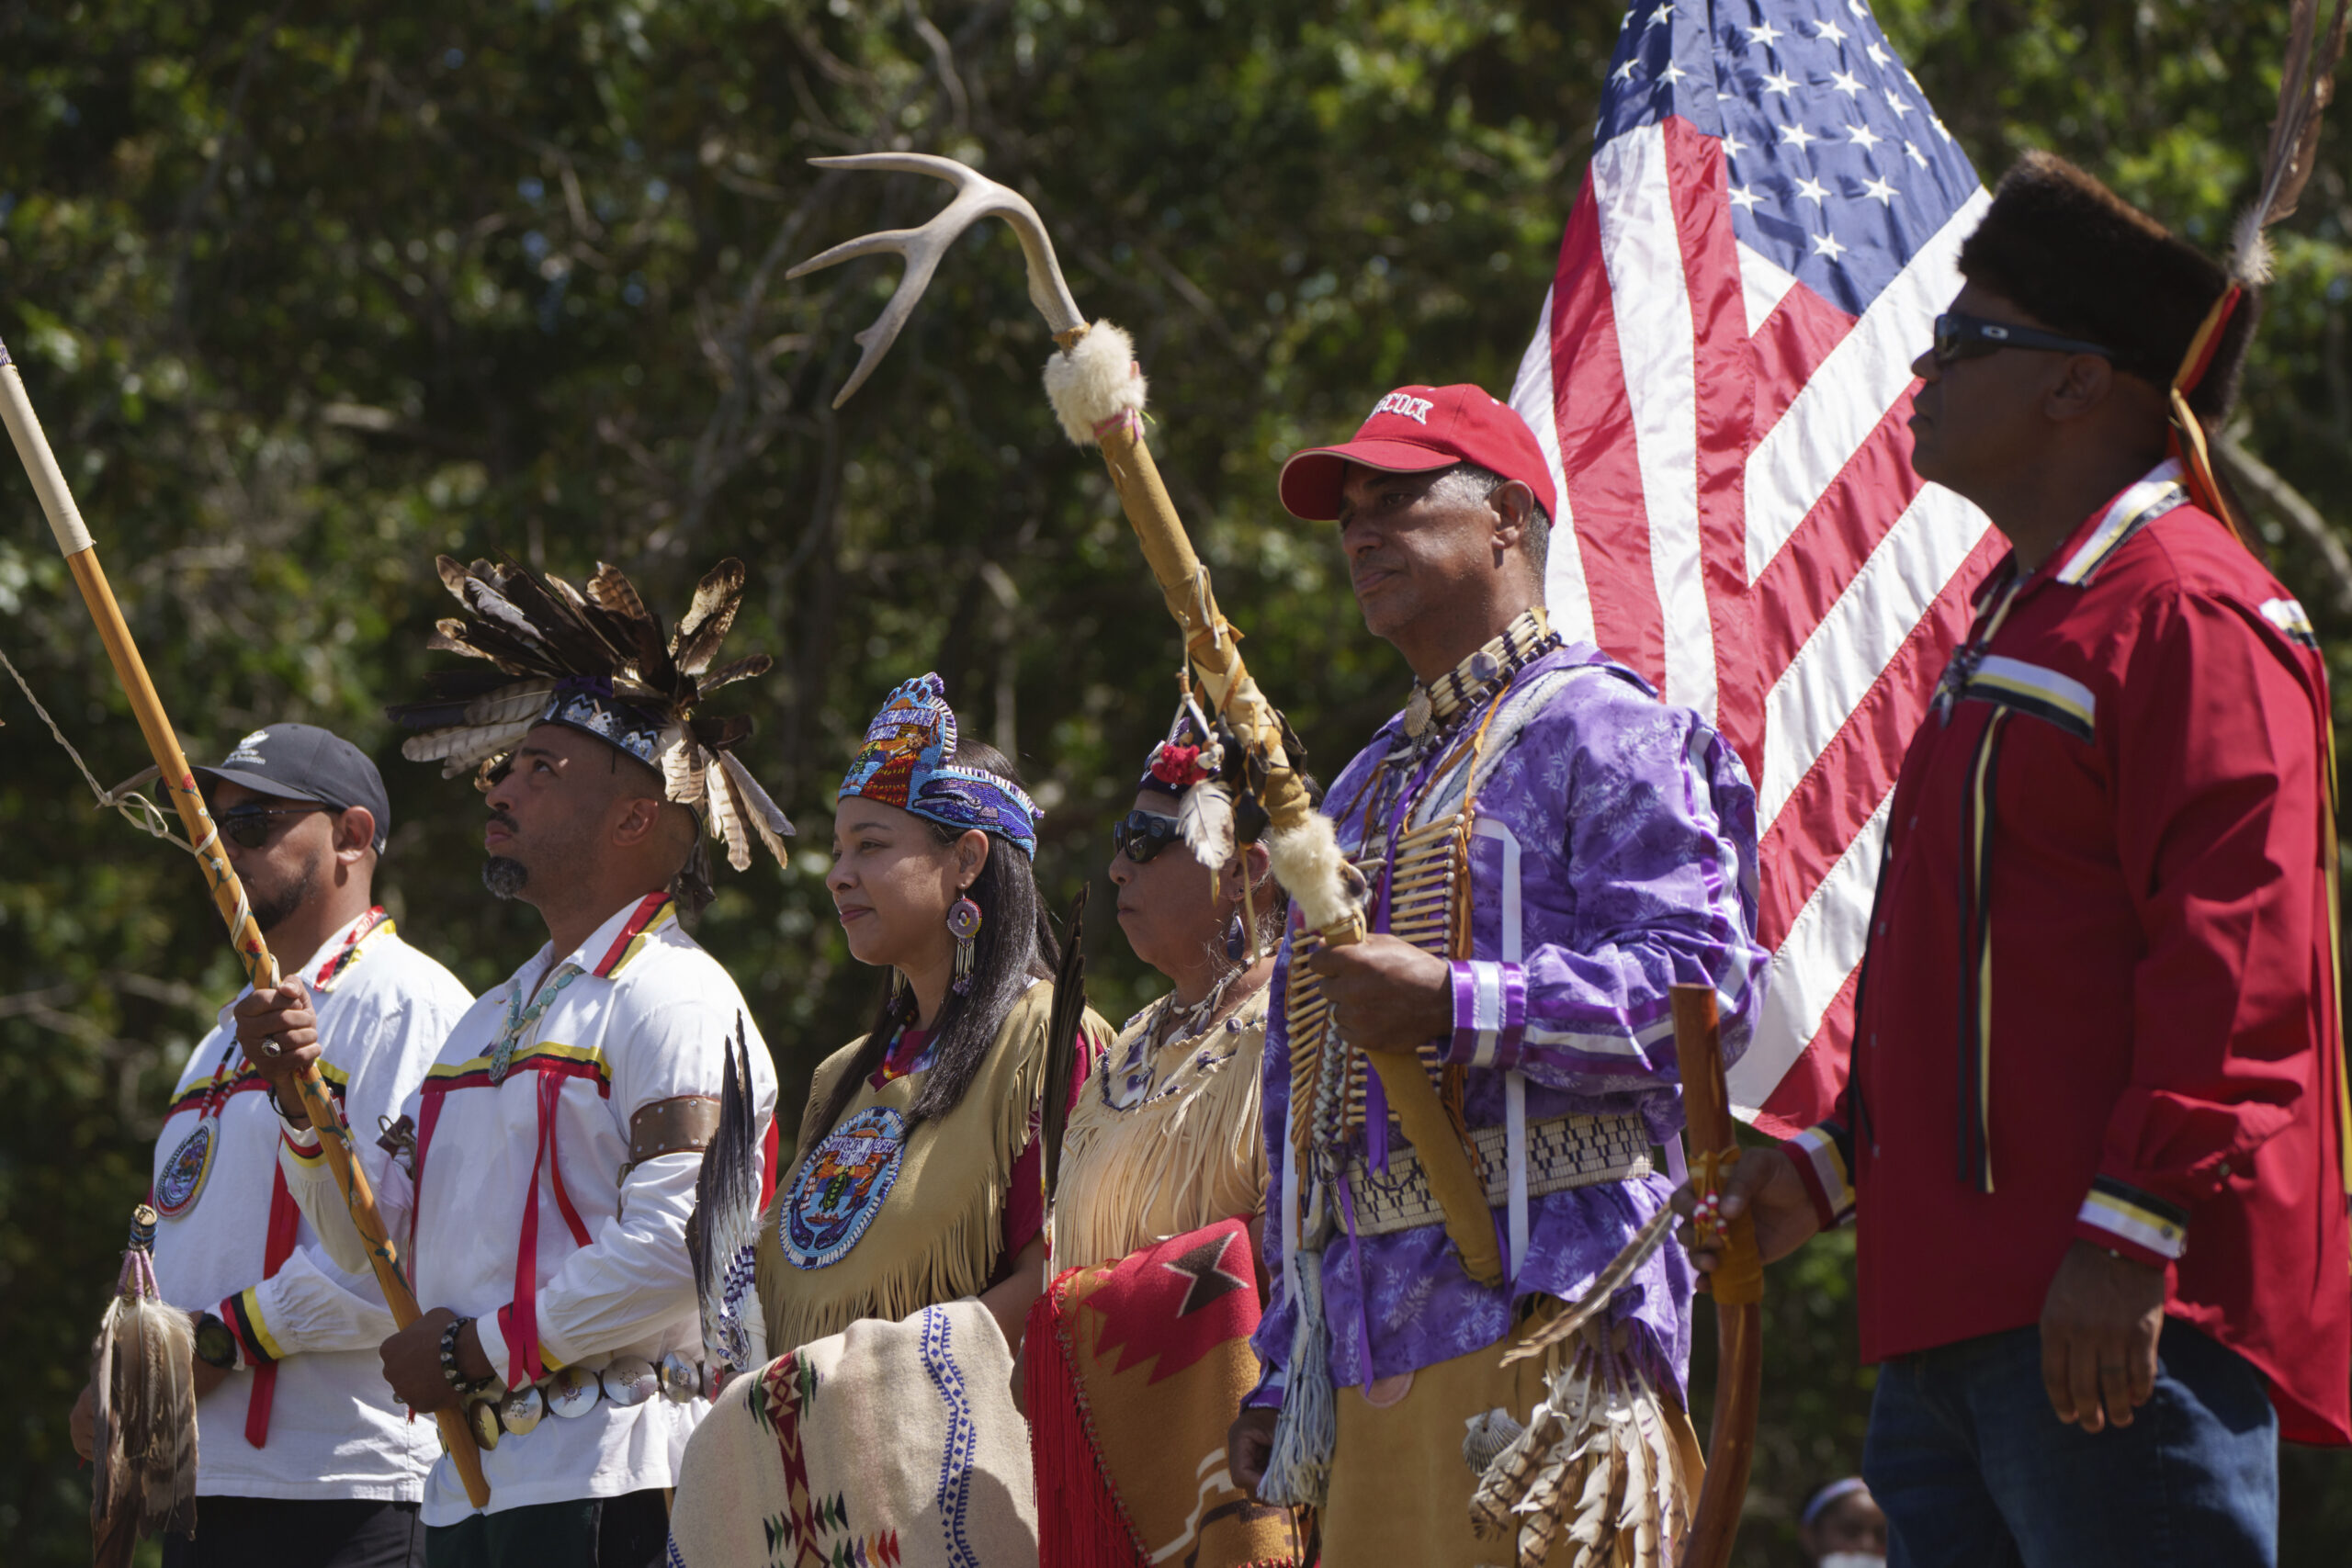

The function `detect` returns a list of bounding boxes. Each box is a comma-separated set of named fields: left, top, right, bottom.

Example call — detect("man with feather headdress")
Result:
left=238, top=556, right=787, bottom=1567
left=1686, top=144, right=2352, bottom=1566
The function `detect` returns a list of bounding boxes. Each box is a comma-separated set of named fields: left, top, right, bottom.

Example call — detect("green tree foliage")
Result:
left=0, top=3, right=2344, bottom=1562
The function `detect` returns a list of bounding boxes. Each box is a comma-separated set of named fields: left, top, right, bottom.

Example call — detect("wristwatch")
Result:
left=192, top=1312, right=241, bottom=1372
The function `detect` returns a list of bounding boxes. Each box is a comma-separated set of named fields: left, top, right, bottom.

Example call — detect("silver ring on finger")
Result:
left=261, top=1035, right=282, bottom=1058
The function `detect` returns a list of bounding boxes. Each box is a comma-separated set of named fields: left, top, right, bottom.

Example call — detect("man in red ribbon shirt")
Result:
left=1686, top=153, right=2351, bottom=1567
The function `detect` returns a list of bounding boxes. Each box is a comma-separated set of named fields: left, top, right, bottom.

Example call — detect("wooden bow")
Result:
left=1672, top=984, right=1763, bottom=1568
left=0, top=336, right=492, bottom=1514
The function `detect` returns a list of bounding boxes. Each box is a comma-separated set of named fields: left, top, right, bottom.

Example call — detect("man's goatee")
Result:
left=482, top=856, right=529, bottom=899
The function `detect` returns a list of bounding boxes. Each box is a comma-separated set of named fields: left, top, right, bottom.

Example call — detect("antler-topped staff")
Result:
left=0, top=338, right=494, bottom=1517
left=791, top=153, right=1507, bottom=1300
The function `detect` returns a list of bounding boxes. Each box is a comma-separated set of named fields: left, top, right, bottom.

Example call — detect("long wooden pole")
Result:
left=0, top=335, right=492, bottom=1512
left=1671, top=984, right=1762, bottom=1568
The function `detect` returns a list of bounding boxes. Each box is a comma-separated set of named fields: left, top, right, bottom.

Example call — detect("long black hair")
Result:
left=809, top=735, right=1058, bottom=1142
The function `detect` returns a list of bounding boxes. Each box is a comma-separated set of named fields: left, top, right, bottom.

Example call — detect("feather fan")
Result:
left=91, top=1209, right=197, bottom=1568
left=1499, top=1202, right=1679, bottom=1366
left=1041, top=885, right=1091, bottom=1204
left=690, top=1016, right=770, bottom=1374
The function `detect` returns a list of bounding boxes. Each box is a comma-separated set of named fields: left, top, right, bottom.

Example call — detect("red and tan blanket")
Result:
left=1027, top=1217, right=1306, bottom=1568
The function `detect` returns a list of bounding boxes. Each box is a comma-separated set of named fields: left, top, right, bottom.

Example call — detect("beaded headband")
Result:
left=541, top=678, right=666, bottom=766
left=839, top=672, right=1039, bottom=858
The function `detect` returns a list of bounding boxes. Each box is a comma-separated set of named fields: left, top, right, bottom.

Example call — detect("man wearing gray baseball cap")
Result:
left=72, top=722, right=472, bottom=1568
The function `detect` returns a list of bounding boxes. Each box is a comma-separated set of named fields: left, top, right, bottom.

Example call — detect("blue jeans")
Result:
left=1863, top=1318, right=2277, bottom=1568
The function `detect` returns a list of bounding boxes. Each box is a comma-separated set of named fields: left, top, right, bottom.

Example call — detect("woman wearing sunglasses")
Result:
left=671, top=672, right=1105, bottom=1568
left=1025, top=691, right=1308, bottom=1568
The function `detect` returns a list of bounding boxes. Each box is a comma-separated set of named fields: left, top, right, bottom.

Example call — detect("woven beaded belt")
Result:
left=1340, top=1111, right=1652, bottom=1238
left=458, top=1349, right=713, bottom=1450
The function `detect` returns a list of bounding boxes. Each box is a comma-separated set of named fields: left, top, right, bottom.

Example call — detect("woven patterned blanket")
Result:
left=668, top=1298, right=1036, bottom=1568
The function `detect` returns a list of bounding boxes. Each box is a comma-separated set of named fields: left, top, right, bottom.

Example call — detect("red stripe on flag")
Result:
left=1750, top=402, right=1929, bottom=677
left=1748, top=278, right=1858, bottom=439
left=1753, top=536, right=2003, bottom=951
left=1667, top=116, right=1764, bottom=756
left=1547, top=168, right=1669, bottom=694
left=1755, top=968, right=1862, bottom=1140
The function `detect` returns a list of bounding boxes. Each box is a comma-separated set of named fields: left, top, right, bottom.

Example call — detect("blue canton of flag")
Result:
left=1600, top=0, right=1980, bottom=314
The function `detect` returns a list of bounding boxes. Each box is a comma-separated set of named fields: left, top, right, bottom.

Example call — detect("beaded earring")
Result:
left=1225, top=909, right=1249, bottom=964
left=947, top=895, right=984, bottom=994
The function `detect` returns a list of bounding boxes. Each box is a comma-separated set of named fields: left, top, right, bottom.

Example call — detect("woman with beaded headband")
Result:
left=669, top=674, right=1110, bottom=1568
left=752, top=670, right=1108, bottom=1352
left=1024, top=685, right=1309, bottom=1568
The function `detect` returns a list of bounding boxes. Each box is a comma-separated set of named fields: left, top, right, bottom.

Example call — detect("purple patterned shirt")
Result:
left=1249, top=641, right=1766, bottom=1404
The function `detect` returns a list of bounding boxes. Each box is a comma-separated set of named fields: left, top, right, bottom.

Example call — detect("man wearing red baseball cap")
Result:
left=1228, top=386, right=1767, bottom=1566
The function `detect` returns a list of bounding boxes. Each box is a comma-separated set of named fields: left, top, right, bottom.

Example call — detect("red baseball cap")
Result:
left=1277, top=384, right=1556, bottom=524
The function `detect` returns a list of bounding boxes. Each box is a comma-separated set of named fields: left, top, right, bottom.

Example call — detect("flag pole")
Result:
left=0, top=334, right=492, bottom=1513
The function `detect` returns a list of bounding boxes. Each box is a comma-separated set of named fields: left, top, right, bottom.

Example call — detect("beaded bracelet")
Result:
left=439, top=1315, right=491, bottom=1393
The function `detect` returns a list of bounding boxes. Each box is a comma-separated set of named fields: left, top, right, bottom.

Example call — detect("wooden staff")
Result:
left=0, top=334, right=492, bottom=1511
left=792, top=153, right=1500, bottom=1286
left=1671, top=983, right=1762, bottom=1568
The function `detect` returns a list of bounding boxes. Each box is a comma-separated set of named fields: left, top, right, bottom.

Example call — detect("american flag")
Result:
left=1510, top=0, right=1994, bottom=1134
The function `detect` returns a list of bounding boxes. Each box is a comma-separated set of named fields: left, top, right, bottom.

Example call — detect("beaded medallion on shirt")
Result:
left=155, top=908, right=391, bottom=1218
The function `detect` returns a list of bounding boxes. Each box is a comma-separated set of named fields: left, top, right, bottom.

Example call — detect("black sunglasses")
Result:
left=1112, top=809, right=1182, bottom=864
left=219, top=805, right=333, bottom=849
left=1930, top=311, right=2113, bottom=368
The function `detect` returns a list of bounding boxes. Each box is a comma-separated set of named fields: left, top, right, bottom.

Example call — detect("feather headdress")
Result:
left=388, top=555, right=792, bottom=886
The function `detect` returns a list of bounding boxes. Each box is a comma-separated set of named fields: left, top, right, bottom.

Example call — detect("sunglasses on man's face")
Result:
left=1929, top=311, right=2114, bottom=369
left=1112, top=809, right=1182, bottom=864
left=219, top=805, right=332, bottom=849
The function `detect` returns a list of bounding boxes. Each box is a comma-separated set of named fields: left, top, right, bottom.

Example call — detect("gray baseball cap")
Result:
left=192, top=723, right=391, bottom=854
